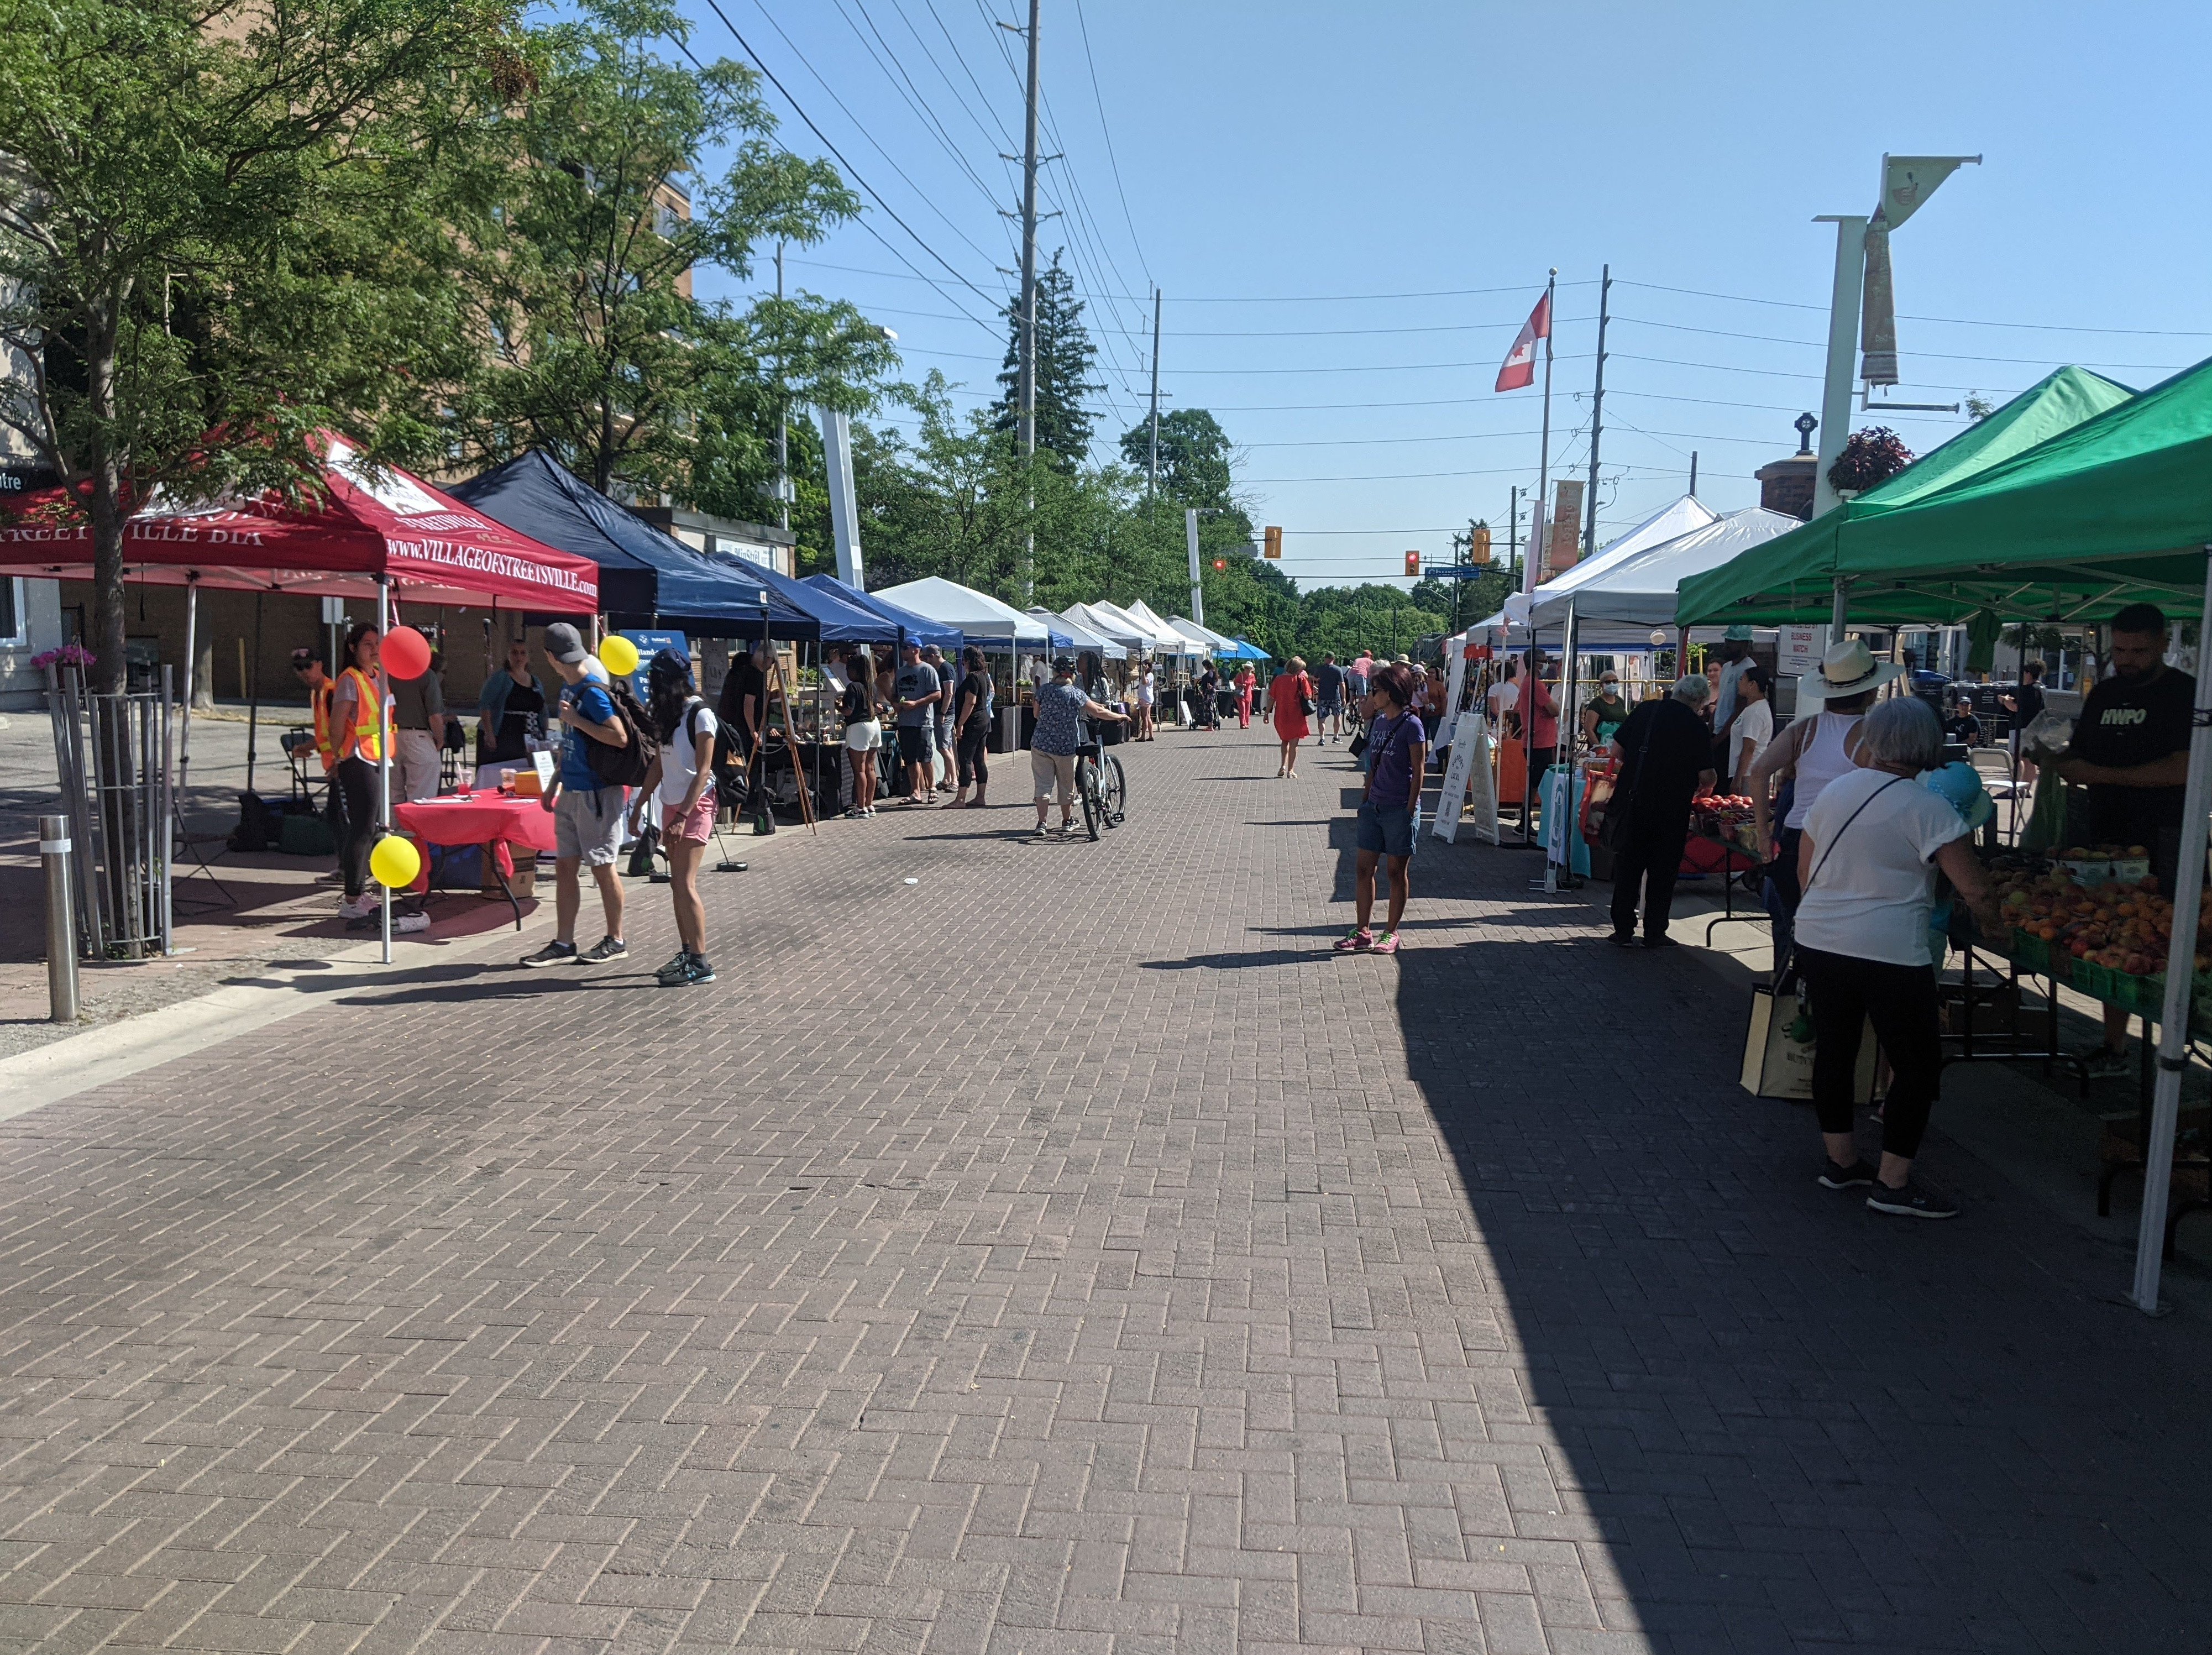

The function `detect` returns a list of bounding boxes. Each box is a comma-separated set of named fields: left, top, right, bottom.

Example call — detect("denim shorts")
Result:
left=1356, top=798, right=1418, bottom=858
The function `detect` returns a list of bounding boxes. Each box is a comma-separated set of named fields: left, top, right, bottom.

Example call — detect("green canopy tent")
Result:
left=1675, top=365, right=2137, bottom=630
left=1678, top=352, right=2212, bottom=1313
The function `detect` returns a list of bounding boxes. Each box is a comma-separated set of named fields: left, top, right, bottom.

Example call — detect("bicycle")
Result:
left=1074, top=737, right=1128, bottom=840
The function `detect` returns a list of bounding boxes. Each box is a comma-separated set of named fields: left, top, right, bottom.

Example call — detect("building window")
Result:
left=0, top=578, right=22, bottom=646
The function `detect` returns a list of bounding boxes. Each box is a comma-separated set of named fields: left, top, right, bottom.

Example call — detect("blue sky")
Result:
left=678, top=0, right=2212, bottom=589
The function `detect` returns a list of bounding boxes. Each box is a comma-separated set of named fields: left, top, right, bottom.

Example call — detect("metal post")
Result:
left=376, top=577, right=392, bottom=963
left=179, top=575, right=198, bottom=797
left=1532, top=269, right=1555, bottom=595
left=1830, top=575, right=1851, bottom=636
left=1186, top=507, right=1204, bottom=627
left=40, top=814, right=80, bottom=1021
left=1811, top=214, right=1870, bottom=517
left=775, top=240, right=790, bottom=533
left=158, top=666, right=174, bottom=956
left=1148, top=287, right=1161, bottom=496
left=245, top=590, right=263, bottom=795
left=1017, top=0, right=1041, bottom=601
left=1688, top=451, right=1699, bottom=497
left=2130, top=547, right=2212, bottom=1313
left=1582, top=265, right=1611, bottom=561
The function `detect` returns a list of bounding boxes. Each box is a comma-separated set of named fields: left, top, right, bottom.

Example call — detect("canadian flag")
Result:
left=1494, top=290, right=1551, bottom=391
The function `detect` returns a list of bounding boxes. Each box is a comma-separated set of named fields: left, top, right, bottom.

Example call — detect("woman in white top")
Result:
left=1746, top=638, right=1895, bottom=974
left=638, top=650, right=719, bottom=987
left=1134, top=658, right=1156, bottom=742
left=1794, top=696, right=2000, bottom=1219
left=1728, top=664, right=1774, bottom=787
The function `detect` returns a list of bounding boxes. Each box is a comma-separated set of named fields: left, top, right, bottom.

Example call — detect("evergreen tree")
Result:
left=996, top=252, right=1101, bottom=468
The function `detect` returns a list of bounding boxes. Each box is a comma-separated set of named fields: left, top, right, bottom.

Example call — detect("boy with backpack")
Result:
left=637, top=650, right=719, bottom=987
left=521, top=621, right=648, bottom=968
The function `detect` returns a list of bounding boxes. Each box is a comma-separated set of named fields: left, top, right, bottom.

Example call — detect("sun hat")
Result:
left=1919, top=760, right=1994, bottom=834
left=1797, top=636, right=1905, bottom=701
left=1723, top=624, right=1755, bottom=641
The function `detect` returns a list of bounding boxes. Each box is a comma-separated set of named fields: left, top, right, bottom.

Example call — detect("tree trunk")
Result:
left=86, top=295, right=128, bottom=697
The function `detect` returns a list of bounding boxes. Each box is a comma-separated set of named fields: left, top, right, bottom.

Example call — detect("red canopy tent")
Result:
left=2, top=434, right=600, bottom=961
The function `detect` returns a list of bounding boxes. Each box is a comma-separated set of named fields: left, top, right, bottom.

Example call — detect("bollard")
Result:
left=41, top=813, right=80, bottom=1024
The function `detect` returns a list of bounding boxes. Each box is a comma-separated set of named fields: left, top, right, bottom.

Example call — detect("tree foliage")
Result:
left=995, top=253, right=1101, bottom=469
left=444, top=0, right=895, bottom=512
left=0, top=0, right=520, bottom=689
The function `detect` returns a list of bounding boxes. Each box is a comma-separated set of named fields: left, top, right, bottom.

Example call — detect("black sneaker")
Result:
left=1640, top=934, right=1681, bottom=950
left=682, top=954, right=716, bottom=985
left=1606, top=930, right=1637, bottom=949
left=1818, top=1158, right=1877, bottom=1190
left=579, top=935, right=628, bottom=964
left=654, top=950, right=691, bottom=986
left=1867, top=1180, right=1959, bottom=1220
left=520, top=940, right=578, bottom=968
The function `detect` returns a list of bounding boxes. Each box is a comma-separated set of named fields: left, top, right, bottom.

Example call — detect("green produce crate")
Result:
left=2009, top=928, right=2066, bottom=982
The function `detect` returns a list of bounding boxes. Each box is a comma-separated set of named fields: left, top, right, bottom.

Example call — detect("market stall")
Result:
left=803, top=575, right=965, bottom=653
left=1677, top=353, right=2212, bottom=1312
left=876, top=577, right=1065, bottom=751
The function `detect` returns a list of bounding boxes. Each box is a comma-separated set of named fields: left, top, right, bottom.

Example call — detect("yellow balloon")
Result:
left=369, top=834, right=422, bottom=889
left=598, top=634, right=640, bottom=675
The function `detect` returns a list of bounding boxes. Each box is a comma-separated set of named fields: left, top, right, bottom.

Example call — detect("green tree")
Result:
left=0, top=0, right=521, bottom=691
left=996, top=252, right=1101, bottom=469
left=1119, top=407, right=1247, bottom=524
left=447, top=0, right=895, bottom=510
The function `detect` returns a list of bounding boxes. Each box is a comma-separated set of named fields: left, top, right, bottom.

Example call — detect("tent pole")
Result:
left=245, top=591, right=263, bottom=795
left=2129, top=545, right=2212, bottom=1313
left=1830, top=576, right=1849, bottom=636
left=179, top=575, right=198, bottom=802
left=376, top=577, right=392, bottom=965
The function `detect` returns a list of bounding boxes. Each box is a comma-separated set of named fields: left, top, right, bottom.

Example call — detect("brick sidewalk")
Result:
left=0, top=726, right=2206, bottom=1653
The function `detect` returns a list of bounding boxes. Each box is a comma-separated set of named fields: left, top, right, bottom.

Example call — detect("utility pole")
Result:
left=1016, top=0, right=1041, bottom=600
left=774, top=240, right=789, bottom=533
left=1507, top=484, right=1518, bottom=589
left=1582, top=264, right=1611, bottom=561
left=1147, top=286, right=1161, bottom=497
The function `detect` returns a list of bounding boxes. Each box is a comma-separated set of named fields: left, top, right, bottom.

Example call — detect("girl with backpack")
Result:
left=640, top=650, right=717, bottom=987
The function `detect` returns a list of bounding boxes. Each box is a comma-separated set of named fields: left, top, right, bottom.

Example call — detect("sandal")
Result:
left=1370, top=931, right=1401, bottom=955
left=1333, top=927, right=1373, bottom=953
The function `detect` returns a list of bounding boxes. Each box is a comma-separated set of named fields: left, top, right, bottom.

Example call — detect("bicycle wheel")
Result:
left=1078, top=758, right=1102, bottom=840
left=1100, top=754, right=1127, bottom=826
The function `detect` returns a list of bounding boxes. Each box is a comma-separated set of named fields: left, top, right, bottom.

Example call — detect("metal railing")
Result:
left=45, top=664, right=174, bottom=959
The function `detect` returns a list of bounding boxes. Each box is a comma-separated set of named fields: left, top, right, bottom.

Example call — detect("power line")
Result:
left=1618, top=314, right=2188, bottom=371
left=1616, top=278, right=2212, bottom=338
left=1070, top=0, right=1149, bottom=287
left=695, top=0, right=1008, bottom=321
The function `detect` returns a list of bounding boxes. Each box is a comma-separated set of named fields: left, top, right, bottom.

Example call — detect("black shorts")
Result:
left=897, top=725, right=933, bottom=765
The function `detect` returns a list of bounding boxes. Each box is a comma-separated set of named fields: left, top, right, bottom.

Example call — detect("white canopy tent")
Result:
left=1498, top=494, right=1720, bottom=631
left=1036, top=607, right=1125, bottom=659
left=1526, top=507, right=1802, bottom=635
left=1086, top=599, right=1183, bottom=656
left=1062, top=601, right=1147, bottom=652
left=1123, top=599, right=1198, bottom=655
left=1168, top=616, right=1235, bottom=654
left=876, top=575, right=1054, bottom=646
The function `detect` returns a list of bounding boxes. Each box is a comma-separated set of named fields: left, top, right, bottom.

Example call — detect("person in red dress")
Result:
left=1270, top=656, right=1314, bottom=778
left=1235, top=665, right=1256, bottom=728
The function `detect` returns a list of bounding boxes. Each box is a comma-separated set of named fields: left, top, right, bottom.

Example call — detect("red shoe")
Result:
left=1333, top=927, right=1373, bottom=953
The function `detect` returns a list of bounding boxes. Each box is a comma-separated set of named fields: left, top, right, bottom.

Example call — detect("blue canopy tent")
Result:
left=803, top=574, right=965, bottom=652
left=1224, top=637, right=1270, bottom=660
left=725, top=558, right=905, bottom=643
left=451, top=451, right=816, bottom=637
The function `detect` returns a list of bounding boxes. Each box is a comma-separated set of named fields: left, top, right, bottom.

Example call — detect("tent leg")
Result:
left=245, top=591, right=262, bottom=795
left=179, top=577, right=197, bottom=800
left=377, top=578, right=392, bottom=966
left=2130, top=546, right=2212, bottom=1313
left=1830, top=575, right=1849, bottom=636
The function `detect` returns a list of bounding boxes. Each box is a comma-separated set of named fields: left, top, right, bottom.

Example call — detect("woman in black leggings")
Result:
left=329, top=623, right=385, bottom=919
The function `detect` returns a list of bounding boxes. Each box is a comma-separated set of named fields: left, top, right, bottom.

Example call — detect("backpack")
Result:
left=584, top=675, right=659, bottom=790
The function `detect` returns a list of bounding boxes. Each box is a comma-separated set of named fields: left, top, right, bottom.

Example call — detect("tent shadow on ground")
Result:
left=1392, top=847, right=2212, bottom=1651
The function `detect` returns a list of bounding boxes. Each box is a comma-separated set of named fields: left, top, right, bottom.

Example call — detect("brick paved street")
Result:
left=2, top=726, right=2209, bottom=1654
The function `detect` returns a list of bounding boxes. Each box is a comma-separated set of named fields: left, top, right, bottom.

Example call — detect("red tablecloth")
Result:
left=393, top=792, right=557, bottom=883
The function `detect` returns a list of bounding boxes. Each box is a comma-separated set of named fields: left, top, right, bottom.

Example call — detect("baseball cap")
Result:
left=542, top=621, right=589, bottom=664
left=1051, top=656, right=1077, bottom=675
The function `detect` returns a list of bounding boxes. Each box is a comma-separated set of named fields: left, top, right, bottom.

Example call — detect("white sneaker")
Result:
left=339, top=894, right=376, bottom=919
left=392, top=911, right=429, bottom=934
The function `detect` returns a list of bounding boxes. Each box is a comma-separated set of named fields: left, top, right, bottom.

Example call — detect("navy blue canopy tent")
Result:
left=450, top=451, right=816, bottom=637
left=725, top=558, right=925, bottom=644
left=803, top=574, right=964, bottom=652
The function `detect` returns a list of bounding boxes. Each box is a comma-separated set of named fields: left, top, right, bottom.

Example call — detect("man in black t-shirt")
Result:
left=2002, top=661, right=2048, bottom=784
left=2054, top=604, right=2195, bottom=1073
left=1314, top=656, right=1346, bottom=743
left=715, top=642, right=770, bottom=758
left=1605, top=675, right=1718, bottom=948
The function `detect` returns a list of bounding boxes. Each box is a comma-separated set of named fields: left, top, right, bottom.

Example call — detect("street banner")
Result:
left=1860, top=213, right=1898, bottom=386
left=1881, top=154, right=1977, bottom=229
left=1545, top=480, right=1584, bottom=577
left=1522, top=501, right=1546, bottom=594
left=1495, top=290, right=1551, bottom=391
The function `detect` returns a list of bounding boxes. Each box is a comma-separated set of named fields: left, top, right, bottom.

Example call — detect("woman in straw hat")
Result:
left=1744, top=637, right=1902, bottom=975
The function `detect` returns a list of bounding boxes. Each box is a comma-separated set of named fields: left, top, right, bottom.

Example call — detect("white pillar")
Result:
left=1811, top=215, right=1868, bottom=519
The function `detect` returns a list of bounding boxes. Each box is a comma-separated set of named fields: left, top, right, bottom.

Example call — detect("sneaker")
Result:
left=1060, top=820, right=1082, bottom=837
left=1606, top=930, right=1637, bottom=949
left=392, top=911, right=430, bottom=934
left=1034, top=823, right=1053, bottom=840
left=843, top=806, right=867, bottom=820
left=1818, top=1158, right=1877, bottom=1190
left=1640, top=935, right=1681, bottom=950
left=1369, top=931, right=1401, bottom=955
left=339, top=893, right=376, bottom=920
left=1866, top=1180, right=1959, bottom=1220
left=682, top=954, right=716, bottom=985
left=2077, top=1045, right=2130, bottom=1079
left=654, top=950, right=691, bottom=986
left=520, top=940, right=578, bottom=968
left=579, top=935, right=628, bottom=964
left=1334, top=926, right=1374, bottom=953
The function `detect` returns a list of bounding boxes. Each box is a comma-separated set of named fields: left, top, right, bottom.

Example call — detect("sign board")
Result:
left=1433, top=714, right=1497, bottom=845
left=1545, top=480, right=1585, bottom=576
left=319, top=596, right=347, bottom=625
left=1779, top=624, right=1828, bottom=677
left=617, top=629, right=689, bottom=697
left=1436, top=652, right=1468, bottom=751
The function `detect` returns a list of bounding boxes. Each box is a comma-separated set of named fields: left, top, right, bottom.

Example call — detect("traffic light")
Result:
left=1469, top=523, right=1491, bottom=564
left=1404, top=549, right=1422, bottom=578
left=1212, top=557, right=1226, bottom=572
left=1263, top=525, right=1282, bottom=559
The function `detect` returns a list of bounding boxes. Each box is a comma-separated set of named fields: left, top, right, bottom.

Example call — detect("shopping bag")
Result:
left=1740, top=983, right=1878, bottom=1100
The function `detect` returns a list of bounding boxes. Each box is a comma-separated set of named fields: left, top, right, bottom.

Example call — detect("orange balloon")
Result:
left=383, top=625, right=432, bottom=680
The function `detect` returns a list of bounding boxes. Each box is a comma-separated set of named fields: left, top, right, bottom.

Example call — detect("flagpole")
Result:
left=1523, top=268, right=1555, bottom=844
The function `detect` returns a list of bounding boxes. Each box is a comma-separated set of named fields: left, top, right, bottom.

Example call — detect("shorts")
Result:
left=1319, top=697, right=1343, bottom=716
left=1031, top=748, right=1077, bottom=805
left=555, top=785, right=626, bottom=865
left=1356, top=798, right=1418, bottom=859
left=898, top=724, right=934, bottom=765
left=845, top=719, right=882, bottom=752
left=661, top=793, right=716, bottom=844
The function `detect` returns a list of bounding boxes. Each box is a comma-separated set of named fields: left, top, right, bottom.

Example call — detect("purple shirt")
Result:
left=1365, top=710, right=1427, bottom=808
